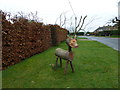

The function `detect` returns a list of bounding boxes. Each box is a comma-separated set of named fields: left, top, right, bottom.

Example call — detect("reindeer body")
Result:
left=55, top=37, right=78, bottom=74
left=55, top=48, right=74, bottom=61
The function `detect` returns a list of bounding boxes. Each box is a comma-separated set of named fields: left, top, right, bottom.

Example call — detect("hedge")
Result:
left=1, top=11, right=68, bottom=69
left=95, top=30, right=120, bottom=36
left=70, top=32, right=84, bottom=35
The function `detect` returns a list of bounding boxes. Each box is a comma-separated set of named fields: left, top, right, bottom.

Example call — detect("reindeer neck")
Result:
left=68, top=45, right=72, bottom=52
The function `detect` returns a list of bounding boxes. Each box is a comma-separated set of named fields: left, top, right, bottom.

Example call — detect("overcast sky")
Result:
left=0, top=0, right=119, bottom=32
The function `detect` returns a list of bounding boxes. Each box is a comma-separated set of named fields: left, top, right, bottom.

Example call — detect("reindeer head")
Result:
left=66, top=35, right=78, bottom=48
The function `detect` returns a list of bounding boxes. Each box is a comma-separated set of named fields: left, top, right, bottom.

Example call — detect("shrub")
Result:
left=2, top=11, right=67, bottom=69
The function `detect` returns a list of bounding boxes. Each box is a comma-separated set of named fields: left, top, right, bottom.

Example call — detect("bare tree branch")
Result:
left=59, top=13, right=62, bottom=26
left=74, top=16, right=83, bottom=35
left=61, top=13, right=67, bottom=27
left=83, top=17, right=95, bottom=30
left=77, top=15, right=87, bottom=32
left=74, top=17, right=77, bottom=35
left=69, top=15, right=75, bottom=33
left=55, top=11, right=68, bottom=27
left=18, top=11, right=24, bottom=18
left=75, top=16, right=82, bottom=30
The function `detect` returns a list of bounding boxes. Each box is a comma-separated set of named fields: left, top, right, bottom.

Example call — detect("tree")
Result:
left=55, top=12, right=68, bottom=28
left=112, top=17, right=120, bottom=30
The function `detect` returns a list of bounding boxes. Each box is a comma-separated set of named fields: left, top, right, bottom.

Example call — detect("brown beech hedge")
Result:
left=1, top=11, right=68, bottom=69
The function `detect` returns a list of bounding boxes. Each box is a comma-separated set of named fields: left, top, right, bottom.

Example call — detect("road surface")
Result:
left=79, top=36, right=120, bottom=51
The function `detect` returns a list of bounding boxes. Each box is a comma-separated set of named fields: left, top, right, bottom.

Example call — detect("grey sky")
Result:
left=0, top=0, right=119, bottom=32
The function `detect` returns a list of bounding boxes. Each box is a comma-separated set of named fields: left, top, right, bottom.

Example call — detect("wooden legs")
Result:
left=70, top=61, right=75, bottom=73
left=60, top=58, right=62, bottom=67
left=64, top=61, right=75, bottom=74
left=56, top=57, right=62, bottom=67
left=55, top=57, right=58, bottom=68
left=56, top=57, right=74, bottom=74
left=64, top=60, right=69, bottom=74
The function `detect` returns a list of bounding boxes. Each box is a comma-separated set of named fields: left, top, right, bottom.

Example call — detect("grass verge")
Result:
left=2, top=40, right=119, bottom=88
left=77, top=37, right=88, bottom=39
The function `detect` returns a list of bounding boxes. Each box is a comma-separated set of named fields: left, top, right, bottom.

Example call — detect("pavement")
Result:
left=79, top=36, right=120, bottom=51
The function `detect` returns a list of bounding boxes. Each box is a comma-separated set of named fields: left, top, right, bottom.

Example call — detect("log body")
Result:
left=55, top=48, right=74, bottom=61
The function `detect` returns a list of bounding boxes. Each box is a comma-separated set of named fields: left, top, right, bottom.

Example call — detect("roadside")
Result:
left=78, top=36, right=120, bottom=51
left=77, top=37, right=92, bottom=41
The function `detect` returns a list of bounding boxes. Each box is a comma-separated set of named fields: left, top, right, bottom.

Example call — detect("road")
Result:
left=79, top=36, right=120, bottom=51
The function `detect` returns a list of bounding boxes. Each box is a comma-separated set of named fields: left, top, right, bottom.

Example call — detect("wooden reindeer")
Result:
left=55, top=35, right=78, bottom=74
left=54, top=15, right=87, bottom=74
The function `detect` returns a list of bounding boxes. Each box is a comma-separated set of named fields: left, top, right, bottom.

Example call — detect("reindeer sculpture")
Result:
left=53, top=15, right=87, bottom=74
left=55, top=36, right=78, bottom=74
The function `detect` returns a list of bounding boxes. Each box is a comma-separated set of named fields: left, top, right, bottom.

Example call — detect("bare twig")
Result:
left=61, top=14, right=67, bottom=27
left=77, top=15, right=87, bottom=32
left=55, top=11, right=68, bottom=27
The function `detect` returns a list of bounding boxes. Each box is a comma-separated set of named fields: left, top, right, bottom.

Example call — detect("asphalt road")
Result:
left=79, top=36, right=120, bottom=51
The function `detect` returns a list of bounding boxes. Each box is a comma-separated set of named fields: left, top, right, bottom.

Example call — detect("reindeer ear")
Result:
left=67, top=35, right=70, bottom=39
left=67, top=35, right=69, bottom=38
left=67, top=35, right=73, bottom=39
left=74, top=34, right=77, bottom=39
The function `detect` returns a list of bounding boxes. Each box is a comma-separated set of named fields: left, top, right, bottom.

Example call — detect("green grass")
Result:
left=2, top=40, right=119, bottom=88
left=109, top=35, right=120, bottom=38
left=69, top=35, right=87, bottom=39
left=77, top=37, right=88, bottom=39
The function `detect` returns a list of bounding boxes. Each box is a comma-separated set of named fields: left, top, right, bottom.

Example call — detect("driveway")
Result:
left=79, top=36, right=120, bottom=51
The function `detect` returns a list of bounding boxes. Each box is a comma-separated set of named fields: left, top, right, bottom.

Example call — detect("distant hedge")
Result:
left=95, top=30, right=120, bottom=36
left=49, top=25, right=68, bottom=46
left=70, top=32, right=84, bottom=35
left=2, top=11, right=68, bottom=69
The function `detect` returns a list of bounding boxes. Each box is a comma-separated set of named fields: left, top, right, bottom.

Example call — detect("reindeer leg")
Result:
left=56, top=57, right=58, bottom=68
left=60, top=58, right=62, bottom=67
left=64, top=60, right=69, bottom=74
left=70, top=61, right=75, bottom=73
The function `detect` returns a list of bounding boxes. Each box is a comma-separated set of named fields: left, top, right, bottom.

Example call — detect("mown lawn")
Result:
left=2, top=40, right=119, bottom=88
left=77, top=37, right=88, bottom=39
